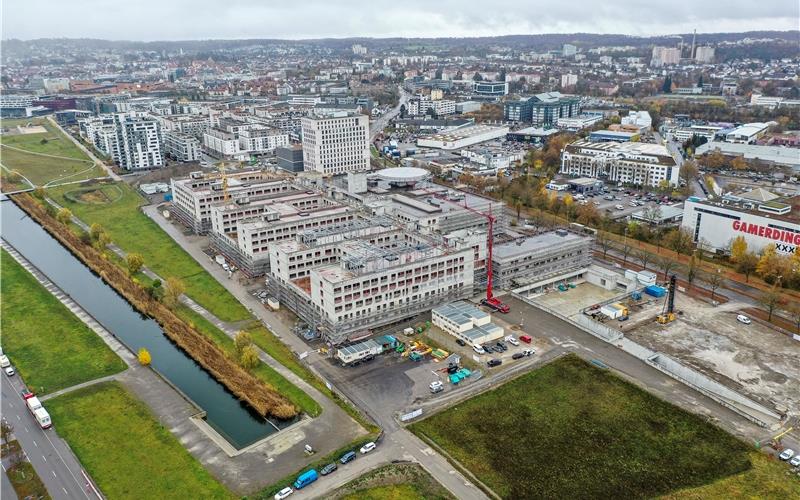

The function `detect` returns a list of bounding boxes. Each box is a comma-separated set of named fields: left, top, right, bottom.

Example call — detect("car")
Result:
left=629, top=201, right=638, bottom=207
left=495, top=341, right=507, bottom=351
left=615, top=204, right=625, bottom=210
left=340, top=451, right=356, bottom=464
left=274, top=486, right=293, bottom=500
left=521, top=349, right=535, bottom=356
left=487, top=359, right=502, bottom=368
left=472, top=344, right=485, bottom=355
left=519, top=335, right=532, bottom=344
left=779, top=449, right=795, bottom=461
left=736, top=314, right=751, bottom=324
left=790, top=455, right=800, bottom=467
left=455, top=338, right=466, bottom=347
left=512, top=352, right=525, bottom=360
left=360, top=442, right=376, bottom=454
left=320, top=463, right=338, bottom=476
left=429, top=381, right=444, bottom=393
left=20, top=388, right=33, bottom=400
left=4, top=366, right=15, bottom=377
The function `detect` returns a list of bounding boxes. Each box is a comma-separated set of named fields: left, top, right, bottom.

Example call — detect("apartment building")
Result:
left=79, top=113, right=163, bottom=170
left=163, top=130, right=201, bottom=162
left=203, top=128, right=241, bottom=158
left=650, top=46, right=681, bottom=67
left=407, top=98, right=456, bottom=117
left=560, top=139, right=680, bottom=187
left=157, top=114, right=211, bottom=138
left=301, top=112, right=370, bottom=175
left=238, top=125, right=290, bottom=153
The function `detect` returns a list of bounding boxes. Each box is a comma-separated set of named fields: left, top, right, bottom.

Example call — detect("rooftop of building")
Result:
left=565, top=139, right=675, bottom=164
left=726, top=122, right=770, bottom=137
left=432, top=300, right=489, bottom=325
left=508, top=126, right=560, bottom=136
left=687, top=194, right=800, bottom=225
left=238, top=204, right=352, bottom=231
left=493, top=230, right=592, bottom=263
left=695, top=141, right=800, bottom=166
left=419, top=124, right=509, bottom=143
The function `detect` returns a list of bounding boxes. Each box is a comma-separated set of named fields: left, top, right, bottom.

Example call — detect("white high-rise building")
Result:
left=301, top=113, right=369, bottom=175
left=79, top=113, right=163, bottom=170
left=352, top=44, right=367, bottom=55
left=650, top=46, right=681, bottom=67
left=562, top=44, right=577, bottom=57
left=694, top=46, right=715, bottom=64
left=561, top=73, right=578, bottom=88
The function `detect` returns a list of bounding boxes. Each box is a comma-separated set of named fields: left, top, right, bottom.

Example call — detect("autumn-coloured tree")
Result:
left=126, top=253, right=144, bottom=275
left=56, top=207, right=73, bottom=224
left=163, top=276, right=186, bottom=308
left=239, top=345, right=260, bottom=371
left=138, top=347, right=152, bottom=366
left=729, top=236, right=748, bottom=263
left=735, top=252, right=758, bottom=282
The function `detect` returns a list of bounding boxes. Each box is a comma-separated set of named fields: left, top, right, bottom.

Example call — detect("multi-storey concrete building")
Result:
left=407, top=98, right=456, bottom=117
left=163, top=130, right=201, bottom=162
left=560, top=139, right=680, bottom=188
left=203, top=127, right=241, bottom=158
left=238, top=125, right=290, bottom=154
left=301, top=112, right=370, bottom=175
left=492, top=230, right=594, bottom=292
left=504, top=92, right=581, bottom=125
left=79, top=113, right=163, bottom=170
left=170, top=169, right=288, bottom=233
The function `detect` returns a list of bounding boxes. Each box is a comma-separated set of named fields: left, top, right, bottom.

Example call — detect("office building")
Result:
left=471, top=81, right=509, bottom=96
left=504, top=92, right=581, bottom=125
left=301, top=113, right=370, bottom=175
left=562, top=44, right=577, bottom=57
left=407, top=98, right=456, bottom=117
left=163, top=130, right=201, bottom=162
left=276, top=144, right=304, bottom=173
left=560, top=140, right=680, bottom=187
left=556, top=114, right=603, bottom=131
left=682, top=193, right=800, bottom=256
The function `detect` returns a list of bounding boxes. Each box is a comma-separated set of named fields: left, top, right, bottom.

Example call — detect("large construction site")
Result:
left=168, top=166, right=595, bottom=345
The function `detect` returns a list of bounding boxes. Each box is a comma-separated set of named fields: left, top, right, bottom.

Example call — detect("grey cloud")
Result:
left=2, top=0, right=798, bottom=40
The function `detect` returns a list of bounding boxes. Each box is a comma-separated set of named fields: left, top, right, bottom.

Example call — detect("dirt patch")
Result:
left=328, top=462, right=454, bottom=500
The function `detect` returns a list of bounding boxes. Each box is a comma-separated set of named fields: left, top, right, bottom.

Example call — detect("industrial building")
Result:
left=560, top=139, right=680, bottom=188
left=432, top=301, right=504, bottom=346
left=416, top=124, right=509, bottom=150
left=681, top=192, right=800, bottom=256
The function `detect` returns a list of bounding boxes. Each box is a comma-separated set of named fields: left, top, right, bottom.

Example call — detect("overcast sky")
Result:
left=2, top=0, right=798, bottom=41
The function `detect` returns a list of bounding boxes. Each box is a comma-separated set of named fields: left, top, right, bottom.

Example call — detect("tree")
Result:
left=735, top=252, right=758, bottom=282
left=163, top=276, right=186, bottom=308
left=785, top=302, right=800, bottom=334
left=56, top=207, right=73, bottom=224
left=758, top=287, right=784, bottom=322
left=686, top=254, right=700, bottom=290
left=514, top=200, right=523, bottom=222
left=596, top=232, right=613, bottom=259
left=656, top=255, right=676, bottom=280
left=1, top=419, right=12, bottom=445
left=234, top=331, right=253, bottom=357
left=94, top=230, right=111, bottom=251
left=239, top=345, right=260, bottom=371
left=138, top=347, right=152, bottom=366
left=729, top=236, right=748, bottom=263
left=146, top=279, right=164, bottom=300
left=126, top=253, right=144, bottom=275
left=679, top=160, right=698, bottom=187
left=704, top=268, right=724, bottom=303
left=472, top=72, right=483, bottom=81
left=563, top=194, right=574, bottom=209
left=730, top=156, right=748, bottom=171
left=89, top=223, right=106, bottom=241
left=664, top=228, right=693, bottom=255
left=635, top=249, right=652, bottom=270
left=756, top=244, right=789, bottom=283
left=621, top=241, right=633, bottom=264
left=662, top=75, right=672, bottom=93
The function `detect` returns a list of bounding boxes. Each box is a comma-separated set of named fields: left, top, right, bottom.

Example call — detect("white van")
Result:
left=0, top=355, right=9, bottom=368
left=472, top=344, right=486, bottom=355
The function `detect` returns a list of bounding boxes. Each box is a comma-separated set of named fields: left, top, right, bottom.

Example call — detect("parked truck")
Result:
left=23, top=394, right=52, bottom=429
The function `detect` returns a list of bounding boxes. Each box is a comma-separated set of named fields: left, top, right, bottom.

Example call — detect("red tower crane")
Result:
left=418, top=187, right=510, bottom=313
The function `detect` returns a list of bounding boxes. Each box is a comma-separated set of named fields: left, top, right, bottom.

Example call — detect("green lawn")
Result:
left=47, top=181, right=251, bottom=323
left=0, top=118, right=104, bottom=185
left=331, top=463, right=454, bottom=500
left=662, top=452, right=800, bottom=499
left=0, top=249, right=127, bottom=394
left=410, top=355, right=754, bottom=499
left=47, top=381, right=233, bottom=500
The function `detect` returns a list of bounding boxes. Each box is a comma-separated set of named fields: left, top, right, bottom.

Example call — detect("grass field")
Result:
left=47, top=181, right=251, bottom=323
left=331, top=463, right=454, bottom=500
left=410, top=355, right=754, bottom=499
left=0, top=118, right=104, bottom=186
left=0, top=249, right=127, bottom=394
left=662, top=452, right=800, bottom=499
left=46, top=381, right=233, bottom=500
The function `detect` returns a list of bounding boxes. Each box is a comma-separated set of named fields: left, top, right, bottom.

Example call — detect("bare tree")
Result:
left=686, top=254, right=700, bottom=291
left=704, top=269, right=725, bottom=303
left=621, top=241, right=633, bottom=265
left=1, top=419, right=12, bottom=445
left=759, top=287, right=784, bottom=322
left=635, top=249, right=652, bottom=270
left=596, top=232, right=613, bottom=259
left=657, top=256, right=676, bottom=281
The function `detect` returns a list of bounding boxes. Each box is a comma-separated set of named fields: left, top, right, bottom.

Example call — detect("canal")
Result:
left=1, top=198, right=288, bottom=448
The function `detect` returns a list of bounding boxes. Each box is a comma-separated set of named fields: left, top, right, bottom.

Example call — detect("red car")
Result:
left=519, top=335, right=532, bottom=344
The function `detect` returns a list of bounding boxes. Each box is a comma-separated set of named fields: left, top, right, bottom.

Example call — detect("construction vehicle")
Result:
left=419, top=186, right=509, bottom=313
left=657, top=274, right=678, bottom=324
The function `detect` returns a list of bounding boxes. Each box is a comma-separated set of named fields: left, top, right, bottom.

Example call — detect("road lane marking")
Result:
left=63, top=488, right=68, bottom=495
left=52, top=471, right=57, bottom=477
left=42, top=456, right=47, bottom=462
left=33, top=440, right=37, bottom=447
left=42, top=430, right=91, bottom=499
left=16, top=415, right=20, bottom=421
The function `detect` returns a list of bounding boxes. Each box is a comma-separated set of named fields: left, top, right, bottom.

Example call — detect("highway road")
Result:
left=1, top=373, right=97, bottom=500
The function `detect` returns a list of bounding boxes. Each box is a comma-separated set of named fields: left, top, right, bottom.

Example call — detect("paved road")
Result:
left=1, top=375, right=97, bottom=500
left=370, top=87, right=408, bottom=142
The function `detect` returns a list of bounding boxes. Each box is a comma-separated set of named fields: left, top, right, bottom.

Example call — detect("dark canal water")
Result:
left=1, top=197, right=288, bottom=448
